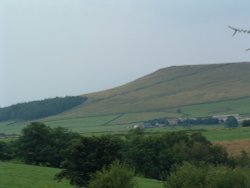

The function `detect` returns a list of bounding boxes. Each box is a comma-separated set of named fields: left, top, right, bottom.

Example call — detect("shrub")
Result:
left=225, top=116, right=238, bottom=128
left=242, top=120, right=250, bottom=127
left=56, top=136, right=123, bottom=187
left=87, top=161, right=136, bottom=188
left=164, top=162, right=250, bottom=188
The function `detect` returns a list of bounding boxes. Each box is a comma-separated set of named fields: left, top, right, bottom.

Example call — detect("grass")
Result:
left=0, top=162, right=73, bottom=188
left=50, top=62, right=250, bottom=118
left=0, top=115, right=123, bottom=134
left=214, top=139, right=250, bottom=156
left=2, top=117, right=250, bottom=142
left=202, top=127, right=250, bottom=141
left=141, top=125, right=250, bottom=142
left=0, top=162, right=163, bottom=188
left=136, top=177, right=163, bottom=188
left=178, top=97, right=250, bottom=117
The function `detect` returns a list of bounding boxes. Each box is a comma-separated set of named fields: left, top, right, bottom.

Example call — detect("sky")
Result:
left=1, top=0, right=250, bottom=107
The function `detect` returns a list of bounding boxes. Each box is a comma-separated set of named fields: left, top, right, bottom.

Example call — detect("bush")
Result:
left=0, top=141, right=14, bottom=160
left=124, top=131, right=230, bottom=180
left=225, top=116, right=238, bottom=128
left=164, top=162, right=250, bottom=188
left=87, top=161, right=136, bottom=188
left=56, top=135, right=123, bottom=187
left=16, top=122, right=80, bottom=167
left=164, top=162, right=208, bottom=188
left=242, top=120, right=250, bottom=127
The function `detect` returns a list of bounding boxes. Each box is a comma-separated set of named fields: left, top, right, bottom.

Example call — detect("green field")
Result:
left=2, top=96, right=250, bottom=136
left=2, top=116, right=250, bottom=142
left=143, top=126, right=250, bottom=141
left=0, top=162, right=73, bottom=188
left=0, top=162, right=162, bottom=188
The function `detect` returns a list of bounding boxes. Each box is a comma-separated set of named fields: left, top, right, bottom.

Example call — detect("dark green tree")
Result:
left=225, top=116, right=238, bottom=128
left=17, top=122, right=53, bottom=165
left=242, top=120, right=250, bottom=127
left=16, top=122, right=80, bottom=167
left=0, top=141, right=13, bottom=160
left=56, top=136, right=123, bottom=187
left=0, top=96, right=86, bottom=121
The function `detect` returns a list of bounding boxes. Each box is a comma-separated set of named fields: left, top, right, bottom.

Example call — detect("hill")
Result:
left=2, top=62, right=250, bottom=134
left=53, top=62, right=250, bottom=119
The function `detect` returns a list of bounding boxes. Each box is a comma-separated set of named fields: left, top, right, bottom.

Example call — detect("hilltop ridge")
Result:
left=56, top=62, right=250, bottom=119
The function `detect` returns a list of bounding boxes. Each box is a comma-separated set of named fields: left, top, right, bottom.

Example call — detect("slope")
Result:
left=55, top=62, right=250, bottom=119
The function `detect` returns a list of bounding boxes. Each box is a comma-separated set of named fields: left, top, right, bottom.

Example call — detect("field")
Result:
left=1, top=96, right=250, bottom=136
left=214, top=139, right=250, bottom=156
left=0, top=162, right=73, bottom=188
left=2, top=118, right=250, bottom=141
left=0, top=162, right=162, bottom=188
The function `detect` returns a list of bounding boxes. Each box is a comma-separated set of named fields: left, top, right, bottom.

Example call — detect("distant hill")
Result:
left=2, top=62, right=250, bottom=134
left=56, top=62, right=250, bottom=119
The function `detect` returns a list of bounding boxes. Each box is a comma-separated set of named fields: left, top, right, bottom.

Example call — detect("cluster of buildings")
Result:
left=133, top=114, right=241, bottom=129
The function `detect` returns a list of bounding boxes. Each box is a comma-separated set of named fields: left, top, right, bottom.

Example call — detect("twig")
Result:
left=228, top=26, right=250, bottom=37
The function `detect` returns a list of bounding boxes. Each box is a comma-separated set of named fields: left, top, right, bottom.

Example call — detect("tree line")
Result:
left=0, top=96, right=86, bottom=121
left=1, top=122, right=250, bottom=188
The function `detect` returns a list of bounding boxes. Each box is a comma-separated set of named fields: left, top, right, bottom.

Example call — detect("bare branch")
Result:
left=228, top=26, right=250, bottom=37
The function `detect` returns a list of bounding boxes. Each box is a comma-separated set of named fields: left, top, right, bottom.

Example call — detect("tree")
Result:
left=0, top=141, right=13, bottom=160
left=164, top=162, right=208, bottom=188
left=0, top=96, right=87, bottom=121
left=225, top=116, right=238, bottom=128
left=87, top=161, right=136, bottom=188
left=164, top=162, right=249, bottom=188
left=242, top=120, right=250, bottom=127
left=124, top=134, right=175, bottom=179
left=16, top=122, right=80, bottom=167
left=17, top=122, right=53, bottom=165
left=56, top=136, right=123, bottom=187
left=124, top=131, right=230, bottom=180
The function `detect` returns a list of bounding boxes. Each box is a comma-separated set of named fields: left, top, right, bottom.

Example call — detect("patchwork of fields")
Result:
left=2, top=96, right=250, bottom=135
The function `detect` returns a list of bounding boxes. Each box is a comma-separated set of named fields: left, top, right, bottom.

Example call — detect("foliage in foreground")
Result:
left=87, top=161, right=136, bottom=188
left=164, top=162, right=250, bottom=188
left=16, top=122, right=80, bottom=167
left=55, top=135, right=123, bottom=187
left=3, top=123, right=250, bottom=187
left=124, top=130, right=229, bottom=179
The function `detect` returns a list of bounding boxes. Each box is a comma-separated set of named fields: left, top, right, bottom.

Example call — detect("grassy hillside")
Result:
left=2, top=62, right=250, bottom=135
left=0, top=162, right=162, bottom=188
left=53, top=62, right=250, bottom=119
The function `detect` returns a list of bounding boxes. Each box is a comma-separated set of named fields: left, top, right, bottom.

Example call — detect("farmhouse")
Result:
left=168, top=118, right=179, bottom=125
left=212, top=114, right=240, bottom=122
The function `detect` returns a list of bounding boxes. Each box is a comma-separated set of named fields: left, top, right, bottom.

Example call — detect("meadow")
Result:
left=2, top=118, right=250, bottom=142
left=0, top=162, right=162, bottom=188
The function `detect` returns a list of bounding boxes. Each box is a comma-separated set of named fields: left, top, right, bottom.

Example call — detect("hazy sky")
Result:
left=1, top=0, right=250, bottom=107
